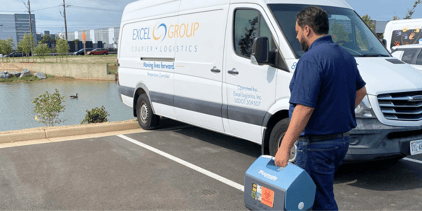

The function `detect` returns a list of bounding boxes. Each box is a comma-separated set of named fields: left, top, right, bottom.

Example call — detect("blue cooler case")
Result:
left=244, top=155, right=316, bottom=211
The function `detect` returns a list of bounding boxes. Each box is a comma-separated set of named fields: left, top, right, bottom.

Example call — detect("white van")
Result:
left=118, top=0, right=422, bottom=162
left=391, top=44, right=422, bottom=72
left=383, top=18, right=422, bottom=50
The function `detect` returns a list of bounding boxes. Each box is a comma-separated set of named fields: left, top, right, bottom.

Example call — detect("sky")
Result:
left=2, top=0, right=422, bottom=35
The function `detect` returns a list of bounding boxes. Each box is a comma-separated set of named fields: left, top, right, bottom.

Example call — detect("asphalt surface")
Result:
left=0, top=118, right=422, bottom=210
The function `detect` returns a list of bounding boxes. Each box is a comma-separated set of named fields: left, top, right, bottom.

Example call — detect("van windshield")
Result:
left=268, top=4, right=390, bottom=58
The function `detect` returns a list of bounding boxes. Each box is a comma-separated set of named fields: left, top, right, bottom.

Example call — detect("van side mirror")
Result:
left=381, top=39, right=387, bottom=48
left=251, top=37, right=269, bottom=65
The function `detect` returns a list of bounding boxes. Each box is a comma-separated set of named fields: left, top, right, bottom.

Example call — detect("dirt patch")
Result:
left=0, top=63, right=22, bottom=72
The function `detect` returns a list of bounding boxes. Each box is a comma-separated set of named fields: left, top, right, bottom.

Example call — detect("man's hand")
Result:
left=274, top=144, right=290, bottom=167
left=273, top=104, right=314, bottom=167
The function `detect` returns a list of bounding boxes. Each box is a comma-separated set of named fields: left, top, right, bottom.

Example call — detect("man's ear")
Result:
left=304, top=25, right=311, bottom=37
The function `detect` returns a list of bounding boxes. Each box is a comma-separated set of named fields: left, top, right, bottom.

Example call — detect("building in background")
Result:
left=15, top=14, right=36, bottom=43
left=0, top=13, right=18, bottom=48
left=67, top=27, right=120, bottom=50
left=374, top=20, right=389, bottom=37
left=0, top=13, right=36, bottom=49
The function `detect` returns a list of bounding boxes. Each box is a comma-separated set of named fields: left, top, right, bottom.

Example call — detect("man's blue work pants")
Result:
left=296, top=137, right=350, bottom=210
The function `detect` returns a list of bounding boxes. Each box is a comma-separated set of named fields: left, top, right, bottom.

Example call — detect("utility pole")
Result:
left=63, top=0, right=68, bottom=40
left=24, top=0, right=34, bottom=56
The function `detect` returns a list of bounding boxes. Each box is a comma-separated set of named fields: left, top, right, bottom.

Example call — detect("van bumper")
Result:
left=345, top=118, right=422, bottom=162
left=118, top=85, right=135, bottom=103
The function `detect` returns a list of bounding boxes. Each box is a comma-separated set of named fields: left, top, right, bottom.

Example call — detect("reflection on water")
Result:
left=0, top=80, right=134, bottom=132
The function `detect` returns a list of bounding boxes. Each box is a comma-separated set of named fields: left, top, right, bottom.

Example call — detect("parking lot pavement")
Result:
left=0, top=118, right=422, bottom=210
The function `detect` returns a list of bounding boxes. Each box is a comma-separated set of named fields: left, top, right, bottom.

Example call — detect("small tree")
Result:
left=405, top=0, right=422, bottom=19
left=361, top=15, right=375, bottom=32
left=33, top=42, right=52, bottom=61
left=74, top=39, right=80, bottom=50
left=0, top=38, right=15, bottom=62
left=40, top=34, right=51, bottom=44
left=55, top=38, right=69, bottom=61
left=81, top=106, right=110, bottom=124
left=17, top=34, right=34, bottom=57
left=393, top=0, right=422, bottom=20
left=33, top=89, right=66, bottom=127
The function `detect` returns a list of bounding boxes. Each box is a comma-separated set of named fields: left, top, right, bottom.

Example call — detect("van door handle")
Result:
left=211, top=66, right=221, bottom=73
left=228, top=68, right=239, bottom=75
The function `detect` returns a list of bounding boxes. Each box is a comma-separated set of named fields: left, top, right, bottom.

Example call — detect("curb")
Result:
left=0, top=119, right=140, bottom=144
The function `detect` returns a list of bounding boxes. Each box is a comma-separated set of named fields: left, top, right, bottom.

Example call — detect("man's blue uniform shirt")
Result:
left=289, top=36, right=366, bottom=136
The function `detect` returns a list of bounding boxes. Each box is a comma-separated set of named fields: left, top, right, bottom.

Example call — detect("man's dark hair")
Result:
left=296, top=6, right=329, bottom=35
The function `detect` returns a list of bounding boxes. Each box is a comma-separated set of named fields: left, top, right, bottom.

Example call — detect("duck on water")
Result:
left=70, top=93, right=78, bottom=99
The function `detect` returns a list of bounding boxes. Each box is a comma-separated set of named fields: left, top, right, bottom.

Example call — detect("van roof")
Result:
left=386, top=18, right=422, bottom=24
left=121, top=0, right=352, bottom=22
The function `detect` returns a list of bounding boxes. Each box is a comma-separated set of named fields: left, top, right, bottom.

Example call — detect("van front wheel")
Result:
left=269, top=118, right=298, bottom=163
left=136, top=93, right=160, bottom=130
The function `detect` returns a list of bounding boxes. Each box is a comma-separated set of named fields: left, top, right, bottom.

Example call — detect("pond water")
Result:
left=0, top=80, right=135, bottom=132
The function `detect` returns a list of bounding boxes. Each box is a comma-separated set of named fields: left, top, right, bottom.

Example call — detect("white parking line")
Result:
left=403, top=157, right=422, bottom=164
left=117, top=134, right=245, bottom=192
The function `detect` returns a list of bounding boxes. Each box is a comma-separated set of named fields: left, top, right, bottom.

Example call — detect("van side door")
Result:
left=173, top=1, right=230, bottom=132
left=223, top=4, right=279, bottom=143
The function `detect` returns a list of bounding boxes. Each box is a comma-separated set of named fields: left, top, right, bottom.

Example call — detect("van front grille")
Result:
left=377, top=91, right=422, bottom=121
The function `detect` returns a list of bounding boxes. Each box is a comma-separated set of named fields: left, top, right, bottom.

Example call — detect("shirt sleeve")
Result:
left=289, top=60, right=322, bottom=108
left=355, top=67, right=366, bottom=91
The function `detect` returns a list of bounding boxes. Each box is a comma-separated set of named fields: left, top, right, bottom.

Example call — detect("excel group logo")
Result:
left=154, top=22, right=200, bottom=41
left=153, top=23, right=167, bottom=41
left=133, top=22, right=200, bottom=42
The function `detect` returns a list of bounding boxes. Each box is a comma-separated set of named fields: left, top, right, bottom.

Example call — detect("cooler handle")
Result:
left=266, top=157, right=286, bottom=172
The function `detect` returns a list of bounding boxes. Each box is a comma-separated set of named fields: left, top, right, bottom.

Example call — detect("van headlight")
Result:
left=355, top=96, right=376, bottom=118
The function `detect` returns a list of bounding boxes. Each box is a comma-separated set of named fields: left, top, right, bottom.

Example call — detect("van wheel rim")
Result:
left=277, top=133, right=297, bottom=163
left=140, top=102, right=148, bottom=123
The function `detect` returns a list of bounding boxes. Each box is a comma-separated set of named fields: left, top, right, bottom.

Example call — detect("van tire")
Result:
left=269, top=118, right=298, bottom=163
left=136, top=93, right=160, bottom=130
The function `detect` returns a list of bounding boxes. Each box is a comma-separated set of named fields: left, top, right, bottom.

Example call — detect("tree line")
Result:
left=0, top=34, right=69, bottom=60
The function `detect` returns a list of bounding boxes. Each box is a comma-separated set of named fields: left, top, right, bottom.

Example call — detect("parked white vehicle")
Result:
left=383, top=18, right=422, bottom=51
left=391, top=44, right=422, bottom=72
left=118, top=0, right=422, bottom=162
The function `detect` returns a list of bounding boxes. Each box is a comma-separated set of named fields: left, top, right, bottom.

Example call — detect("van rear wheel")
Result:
left=269, top=118, right=298, bottom=163
left=136, top=93, right=160, bottom=130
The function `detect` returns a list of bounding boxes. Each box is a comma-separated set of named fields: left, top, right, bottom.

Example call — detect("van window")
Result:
left=268, top=4, right=390, bottom=58
left=233, top=9, right=276, bottom=58
left=402, top=48, right=419, bottom=64
left=416, top=51, right=422, bottom=65
left=391, top=29, right=422, bottom=49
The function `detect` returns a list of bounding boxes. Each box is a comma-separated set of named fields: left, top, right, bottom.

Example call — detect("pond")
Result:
left=0, top=80, right=135, bottom=132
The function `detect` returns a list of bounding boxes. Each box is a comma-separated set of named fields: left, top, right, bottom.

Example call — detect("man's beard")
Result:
left=300, top=39, right=309, bottom=52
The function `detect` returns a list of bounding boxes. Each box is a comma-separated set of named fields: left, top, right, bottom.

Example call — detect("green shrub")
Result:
left=32, top=89, right=66, bottom=126
left=81, top=106, right=109, bottom=124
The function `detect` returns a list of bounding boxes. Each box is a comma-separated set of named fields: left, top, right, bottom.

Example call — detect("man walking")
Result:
left=274, top=6, right=367, bottom=210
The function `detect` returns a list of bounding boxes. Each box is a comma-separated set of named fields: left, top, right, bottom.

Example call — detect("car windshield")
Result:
left=268, top=4, right=390, bottom=58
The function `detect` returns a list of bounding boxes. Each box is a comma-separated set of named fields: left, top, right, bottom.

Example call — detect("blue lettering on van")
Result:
left=132, top=45, right=198, bottom=53
left=233, top=85, right=262, bottom=107
left=144, top=62, right=154, bottom=70
left=291, top=62, right=297, bottom=70
left=133, top=28, right=151, bottom=40
left=144, top=62, right=175, bottom=70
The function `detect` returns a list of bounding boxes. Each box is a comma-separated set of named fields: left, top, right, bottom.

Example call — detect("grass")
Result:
left=107, top=64, right=118, bottom=75
left=0, top=74, right=55, bottom=83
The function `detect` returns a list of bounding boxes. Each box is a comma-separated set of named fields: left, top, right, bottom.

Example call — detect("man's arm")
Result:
left=274, top=104, right=314, bottom=167
left=355, top=86, right=367, bottom=108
